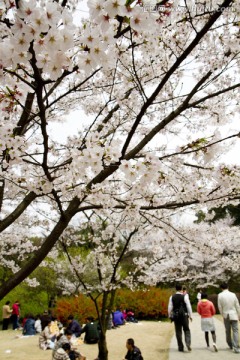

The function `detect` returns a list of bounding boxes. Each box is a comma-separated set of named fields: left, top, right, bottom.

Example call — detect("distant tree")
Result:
left=195, top=203, right=240, bottom=225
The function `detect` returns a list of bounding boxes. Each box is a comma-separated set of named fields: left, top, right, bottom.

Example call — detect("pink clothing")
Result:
left=12, top=303, right=20, bottom=316
left=197, top=299, right=216, bottom=318
left=122, top=310, right=127, bottom=320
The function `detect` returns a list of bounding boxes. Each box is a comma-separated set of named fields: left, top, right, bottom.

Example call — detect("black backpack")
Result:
left=171, top=294, right=187, bottom=321
left=173, top=302, right=186, bottom=320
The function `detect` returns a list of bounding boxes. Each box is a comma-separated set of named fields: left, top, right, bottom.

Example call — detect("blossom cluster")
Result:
left=0, top=0, right=239, bottom=295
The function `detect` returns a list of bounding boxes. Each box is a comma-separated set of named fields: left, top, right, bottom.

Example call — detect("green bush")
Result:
left=0, top=285, right=49, bottom=322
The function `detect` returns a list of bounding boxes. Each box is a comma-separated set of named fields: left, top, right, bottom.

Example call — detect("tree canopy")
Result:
left=0, top=0, right=240, bottom=300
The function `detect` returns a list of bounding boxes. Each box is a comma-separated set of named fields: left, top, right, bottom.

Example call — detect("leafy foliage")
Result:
left=195, top=203, right=240, bottom=226
left=115, top=287, right=172, bottom=319
left=54, top=287, right=171, bottom=324
left=54, top=293, right=99, bottom=324
left=0, top=284, right=48, bottom=320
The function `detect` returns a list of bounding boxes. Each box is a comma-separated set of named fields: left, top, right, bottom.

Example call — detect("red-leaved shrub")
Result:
left=54, top=287, right=172, bottom=324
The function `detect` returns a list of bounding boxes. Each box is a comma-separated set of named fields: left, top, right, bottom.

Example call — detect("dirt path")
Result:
left=0, top=320, right=173, bottom=360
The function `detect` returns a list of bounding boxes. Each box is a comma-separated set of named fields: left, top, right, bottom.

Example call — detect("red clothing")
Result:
left=197, top=299, right=216, bottom=318
left=12, top=303, right=20, bottom=316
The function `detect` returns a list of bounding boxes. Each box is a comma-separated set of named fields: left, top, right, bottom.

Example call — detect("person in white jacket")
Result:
left=218, top=283, right=240, bottom=353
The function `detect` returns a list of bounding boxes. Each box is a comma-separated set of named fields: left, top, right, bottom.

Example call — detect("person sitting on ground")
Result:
left=53, top=342, right=71, bottom=360
left=39, top=319, right=57, bottom=350
left=122, top=309, right=127, bottom=322
left=124, top=338, right=143, bottom=360
left=113, top=309, right=124, bottom=326
left=53, top=329, right=73, bottom=356
left=66, top=315, right=82, bottom=338
left=40, top=310, right=51, bottom=331
left=105, top=309, right=114, bottom=330
left=50, top=316, right=60, bottom=336
left=35, top=314, right=42, bottom=333
left=23, top=313, right=36, bottom=335
left=197, top=292, right=218, bottom=352
left=126, top=310, right=137, bottom=323
left=53, top=329, right=85, bottom=360
left=81, top=316, right=100, bottom=344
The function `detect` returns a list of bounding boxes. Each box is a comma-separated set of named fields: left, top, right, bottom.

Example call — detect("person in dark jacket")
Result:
left=23, top=314, right=36, bottom=335
left=81, top=317, right=100, bottom=344
left=40, top=310, right=51, bottom=331
left=168, top=283, right=192, bottom=352
left=124, top=338, right=143, bottom=360
left=66, top=315, right=82, bottom=337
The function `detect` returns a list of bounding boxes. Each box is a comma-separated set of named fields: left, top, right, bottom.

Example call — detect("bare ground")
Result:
left=0, top=321, right=173, bottom=360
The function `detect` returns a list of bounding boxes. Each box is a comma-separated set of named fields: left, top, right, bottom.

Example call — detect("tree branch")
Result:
left=119, top=0, right=234, bottom=160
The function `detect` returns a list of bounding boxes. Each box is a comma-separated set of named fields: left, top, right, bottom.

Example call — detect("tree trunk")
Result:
left=98, top=330, right=108, bottom=360
left=94, top=290, right=116, bottom=360
left=0, top=197, right=80, bottom=300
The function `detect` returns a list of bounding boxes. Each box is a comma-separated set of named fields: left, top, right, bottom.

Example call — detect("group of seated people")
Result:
left=107, top=309, right=137, bottom=329
left=37, top=313, right=101, bottom=360
left=22, top=308, right=139, bottom=359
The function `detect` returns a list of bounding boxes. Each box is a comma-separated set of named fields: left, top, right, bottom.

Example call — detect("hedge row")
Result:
left=55, top=287, right=172, bottom=324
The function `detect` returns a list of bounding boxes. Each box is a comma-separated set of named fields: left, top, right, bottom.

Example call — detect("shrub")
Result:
left=115, top=287, right=172, bottom=319
left=0, top=287, right=48, bottom=323
left=54, top=294, right=98, bottom=325
left=55, top=287, right=172, bottom=323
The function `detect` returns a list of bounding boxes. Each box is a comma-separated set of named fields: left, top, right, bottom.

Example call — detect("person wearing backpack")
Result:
left=168, top=284, right=193, bottom=352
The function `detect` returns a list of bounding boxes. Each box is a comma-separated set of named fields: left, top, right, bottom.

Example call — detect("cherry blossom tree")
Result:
left=0, top=0, right=240, bottom=311
left=42, top=210, right=240, bottom=359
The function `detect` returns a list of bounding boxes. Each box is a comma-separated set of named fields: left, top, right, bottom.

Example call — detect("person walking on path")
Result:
left=197, top=290, right=202, bottom=303
left=182, top=286, right=189, bottom=298
left=168, top=284, right=192, bottom=352
left=218, top=282, right=240, bottom=353
left=2, top=301, right=12, bottom=330
left=197, top=293, right=218, bottom=352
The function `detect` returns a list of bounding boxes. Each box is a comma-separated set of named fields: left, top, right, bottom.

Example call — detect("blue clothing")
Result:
left=113, top=310, right=124, bottom=326
left=67, top=319, right=82, bottom=337
left=23, top=318, right=36, bottom=335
